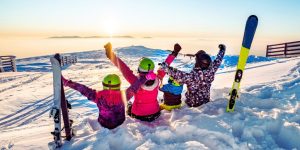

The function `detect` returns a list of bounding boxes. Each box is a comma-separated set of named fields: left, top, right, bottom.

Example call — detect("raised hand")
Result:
left=218, top=44, right=226, bottom=50
left=104, top=42, right=113, bottom=59
left=171, top=43, right=182, bottom=57
left=158, top=62, right=169, bottom=70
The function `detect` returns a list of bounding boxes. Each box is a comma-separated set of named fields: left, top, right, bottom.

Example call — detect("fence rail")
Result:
left=0, top=56, right=17, bottom=72
left=61, top=55, right=77, bottom=66
left=183, top=54, right=195, bottom=59
left=266, top=41, right=300, bottom=58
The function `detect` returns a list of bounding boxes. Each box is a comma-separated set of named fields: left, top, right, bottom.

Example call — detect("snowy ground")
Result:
left=0, top=46, right=299, bottom=150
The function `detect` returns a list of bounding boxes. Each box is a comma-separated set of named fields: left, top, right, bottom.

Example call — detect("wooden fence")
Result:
left=184, top=54, right=195, bottom=59
left=266, top=41, right=300, bottom=58
left=61, top=55, right=77, bottom=66
left=0, top=56, right=17, bottom=72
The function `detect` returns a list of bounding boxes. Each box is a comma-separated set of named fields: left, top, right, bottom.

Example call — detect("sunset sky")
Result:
left=1, top=0, right=300, bottom=58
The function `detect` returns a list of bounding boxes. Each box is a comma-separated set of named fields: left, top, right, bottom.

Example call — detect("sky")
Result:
left=0, top=0, right=300, bottom=58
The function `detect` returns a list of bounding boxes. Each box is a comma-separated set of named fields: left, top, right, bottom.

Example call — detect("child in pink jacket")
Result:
left=104, top=43, right=181, bottom=122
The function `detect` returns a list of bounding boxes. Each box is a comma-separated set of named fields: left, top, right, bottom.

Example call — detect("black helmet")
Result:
left=195, top=50, right=211, bottom=70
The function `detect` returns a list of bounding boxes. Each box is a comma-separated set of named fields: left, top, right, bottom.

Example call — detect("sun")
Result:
left=103, top=19, right=118, bottom=37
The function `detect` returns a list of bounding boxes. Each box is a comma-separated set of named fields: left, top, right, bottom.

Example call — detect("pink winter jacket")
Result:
left=109, top=53, right=175, bottom=116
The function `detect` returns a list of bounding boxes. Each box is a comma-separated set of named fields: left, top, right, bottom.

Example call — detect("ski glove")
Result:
left=104, top=42, right=114, bottom=59
left=159, top=62, right=177, bottom=73
left=159, top=62, right=169, bottom=70
left=158, top=62, right=176, bottom=72
left=171, top=43, right=182, bottom=57
left=218, top=44, right=226, bottom=51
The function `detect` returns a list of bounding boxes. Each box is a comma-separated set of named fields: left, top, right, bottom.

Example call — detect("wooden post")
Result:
left=64, top=57, right=67, bottom=66
left=61, top=56, right=63, bottom=66
left=67, top=56, right=71, bottom=65
left=0, top=57, right=4, bottom=72
left=11, top=56, right=17, bottom=72
left=72, top=56, right=75, bottom=64
left=266, top=45, right=269, bottom=57
left=284, top=43, right=287, bottom=57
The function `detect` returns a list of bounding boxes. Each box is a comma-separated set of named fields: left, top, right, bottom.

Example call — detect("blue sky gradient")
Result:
left=0, top=0, right=300, bottom=57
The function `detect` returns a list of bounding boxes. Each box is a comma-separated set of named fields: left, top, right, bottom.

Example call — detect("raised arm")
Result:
left=62, top=76, right=97, bottom=102
left=210, top=44, right=226, bottom=73
left=157, top=43, right=182, bottom=80
left=160, top=63, right=194, bottom=85
left=125, top=75, right=147, bottom=101
left=104, top=43, right=138, bottom=84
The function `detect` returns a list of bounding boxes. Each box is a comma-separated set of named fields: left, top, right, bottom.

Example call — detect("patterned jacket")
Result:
left=162, top=49, right=225, bottom=107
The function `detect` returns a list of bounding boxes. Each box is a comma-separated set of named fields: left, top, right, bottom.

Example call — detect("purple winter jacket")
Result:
left=62, top=78, right=144, bottom=129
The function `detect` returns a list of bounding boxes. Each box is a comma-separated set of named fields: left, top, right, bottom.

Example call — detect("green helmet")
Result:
left=168, top=76, right=181, bottom=86
left=102, top=74, right=121, bottom=90
left=138, top=57, right=155, bottom=73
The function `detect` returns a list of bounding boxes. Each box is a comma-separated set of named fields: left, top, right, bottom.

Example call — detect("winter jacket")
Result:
left=160, top=83, right=183, bottom=95
left=163, top=49, right=225, bottom=107
left=109, top=53, right=175, bottom=117
left=160, top=83, right=183, bottom=105
left=62, top=79, right=137, bottom=129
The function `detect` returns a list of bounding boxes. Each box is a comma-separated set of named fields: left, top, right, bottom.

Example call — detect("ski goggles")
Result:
left=199, top=60, right=211, bottom=70
left=168, top=77, right=181, bottom=86
left=102, top=81, right=121, bottom=89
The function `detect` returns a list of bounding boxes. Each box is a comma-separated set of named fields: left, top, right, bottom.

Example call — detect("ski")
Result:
left=49, top=55, right=63, bottom=149
left=226, top=15, right=258, bottom=112
left=49, top=54, right=73, bottom=149
left=54, top=54, right=73, bottom=141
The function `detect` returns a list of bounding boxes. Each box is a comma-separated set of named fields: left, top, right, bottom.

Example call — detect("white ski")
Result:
left=49, top=56, right=63, bottom=149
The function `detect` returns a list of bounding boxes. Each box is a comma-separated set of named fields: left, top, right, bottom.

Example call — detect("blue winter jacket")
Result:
left=160, top=83, right=183, bottom=95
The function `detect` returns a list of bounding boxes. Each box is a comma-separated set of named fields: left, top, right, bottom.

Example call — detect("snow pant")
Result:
left=163, top=92, right=182, bottom=106
left=127, top=103, right=161, bottom=122
left=185, top=98, right=209, bottom=107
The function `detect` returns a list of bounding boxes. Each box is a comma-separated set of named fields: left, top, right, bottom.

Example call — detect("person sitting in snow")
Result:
left=104, top=42, right=181, bottom=122
left=159, top=76, right=184, bottom=111
left=159, top=44, right=226, bottom=107
left=61, top=74, right=145, bottom=129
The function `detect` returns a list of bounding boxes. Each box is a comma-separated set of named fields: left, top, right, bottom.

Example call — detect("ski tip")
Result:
left=249, top=15, right=258, bottom=21
left=53, top=53, right=61, bottom=63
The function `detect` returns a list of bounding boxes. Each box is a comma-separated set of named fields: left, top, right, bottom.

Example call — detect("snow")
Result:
left=0, top=46, right=300, bottom=150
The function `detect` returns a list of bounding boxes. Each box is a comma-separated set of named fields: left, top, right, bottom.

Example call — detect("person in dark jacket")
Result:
left=160, top=44, right=226, bottom=107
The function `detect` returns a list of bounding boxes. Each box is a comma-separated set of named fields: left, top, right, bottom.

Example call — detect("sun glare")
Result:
left=103, top=19, right=118, bottom=38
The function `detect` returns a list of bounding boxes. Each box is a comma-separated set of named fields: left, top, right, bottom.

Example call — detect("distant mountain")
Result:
left=15, top=46, right=276, bottom=72
left=48, top=35, right=134, bottom=39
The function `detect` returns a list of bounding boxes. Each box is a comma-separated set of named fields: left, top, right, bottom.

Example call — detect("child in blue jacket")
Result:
left=159, top=76, right=184, bottom=111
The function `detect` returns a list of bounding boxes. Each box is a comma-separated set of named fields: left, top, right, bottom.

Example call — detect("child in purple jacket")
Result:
left=62, top=74, right=145, bottom=129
